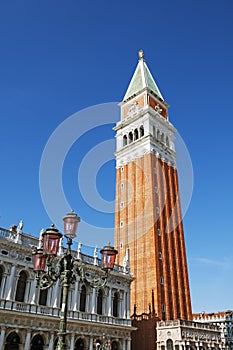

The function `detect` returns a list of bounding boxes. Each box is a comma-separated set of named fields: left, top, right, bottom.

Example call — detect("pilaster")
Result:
left=0, top=328, right=6, bottom=349
left=73, top=280, right=79, bottom=311
left=107, top=287, right=112, bottom=316
left=52, top=280, right=60, bottom=308
left=24, top=331, right=31, bottom=350
left=48, top=333, right=55, bottom=350
left=89, top=337, right=93, bottom=350
left=29, top=277, right=38, bottom=304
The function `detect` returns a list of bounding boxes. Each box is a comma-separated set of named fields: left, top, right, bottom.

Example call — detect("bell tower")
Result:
left=114, top=50, right=192, bottom=321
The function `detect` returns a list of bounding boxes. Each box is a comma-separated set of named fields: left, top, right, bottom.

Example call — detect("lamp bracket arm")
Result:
left=46, top=257, right=62, bottom=281
left=73, top=259, right=86, bottom=281
left=37, top=273, right=55, bottom=290
left=86, top=270, right=109, bottom=289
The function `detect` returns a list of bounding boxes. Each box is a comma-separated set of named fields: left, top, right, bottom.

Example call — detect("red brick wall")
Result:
left=131, top=314, right=158, bottom=350
left=114, top=153, right=192, bottom=320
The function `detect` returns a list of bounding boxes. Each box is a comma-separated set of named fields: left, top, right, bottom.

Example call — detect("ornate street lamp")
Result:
left=100, top=243, right=118, bottom=271
left=33, top=248, right=46, bottom=272
left=32, top=210, right=118, bottom=350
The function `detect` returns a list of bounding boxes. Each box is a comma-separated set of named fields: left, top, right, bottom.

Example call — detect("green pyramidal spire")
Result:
left=123, top=50, right=164, bottom=101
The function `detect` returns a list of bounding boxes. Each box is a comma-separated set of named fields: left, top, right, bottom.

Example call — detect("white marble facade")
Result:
left=0, top=226, right=134, bottom=350
left=157, top=319, right=223, bottom=350
left=193, top=312, right=233, bottom=350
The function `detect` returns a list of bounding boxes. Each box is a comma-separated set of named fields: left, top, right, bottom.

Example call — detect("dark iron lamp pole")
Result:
left=32, top=210, right=118, bottom=350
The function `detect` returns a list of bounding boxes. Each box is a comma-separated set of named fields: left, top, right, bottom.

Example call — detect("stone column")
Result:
left=89, top=337, right=93, bottom=350
left=104, top=291, right=109, bottom=316
left=29, top=278, right=38, bottom=304
left=107, top=287, right=112, bottom=316
left=6, top=265, right=16, bottom=300
left=70, top=334, right=75, bottom=350
left=0, top=272, right=7, bottom=299
left=0, top=328, right=6, bottom=349
left=90, top=288, right=96, bottom=313
left=126, top=292, right=130, bottom=318
left=47, top=287, right=53, bottom=306
left=53, top=280, right=60, bottom=307
left=122, top=291, right=126, bottom=318
left=86, top=289, right=90, bottom=313
left=24, top=331, right=31, bottom=350
left=25, top=276, right=32, bottom=304
left=48, top=333, right=54, bottom=350
left=73, top=280, right=79, bottom=311
left=126, top=338, right=131, bottom=350
left=119, top=291, right=124, bottom=318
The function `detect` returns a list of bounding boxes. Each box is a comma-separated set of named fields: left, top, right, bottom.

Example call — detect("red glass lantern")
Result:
left=100, top=244, right=118, bottom=271
left=33, top=248, right=46, bottom=272
left=63, top=210, right=80, bottom=239
left=42, top=224, right=62, bottom=256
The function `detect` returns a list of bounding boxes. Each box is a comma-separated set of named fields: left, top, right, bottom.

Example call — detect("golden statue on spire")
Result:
left=138, top=49, right=144, bottom=59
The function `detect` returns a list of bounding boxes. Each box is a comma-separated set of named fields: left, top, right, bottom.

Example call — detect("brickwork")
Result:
left=131, top=312, right=158, bottom=350
left=114, top=152, right=192, bottom=320
left=121, top=94, right=146, bottom=119
left=149, top=96, right=168, bottom=119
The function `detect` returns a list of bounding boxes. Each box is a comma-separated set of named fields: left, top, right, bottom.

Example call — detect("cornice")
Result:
left=0, top=238, right=32, bottom=254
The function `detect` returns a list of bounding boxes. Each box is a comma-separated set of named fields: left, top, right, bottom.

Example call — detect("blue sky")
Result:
left=0, top=1, right=233, bottom=313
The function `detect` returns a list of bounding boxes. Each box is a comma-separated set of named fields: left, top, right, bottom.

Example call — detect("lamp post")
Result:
left=32, top=210, right=118, bottom=350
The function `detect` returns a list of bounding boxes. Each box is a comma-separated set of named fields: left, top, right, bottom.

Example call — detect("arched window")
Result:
left=79, top=285, right=86, bottom=312
left=15, top=270, right=27, bottom=302
left=123, top=135, right=127, bottom=146
left=166, top=339, right=173, bottom=350
left=128, top=132, right=133, bottom=144
left=139, top=125, right=144, bottom=137
left=113, top=292, right=119, bottom=317
left=75, top=338, right=85, bottom=350
left=157, top=129, right=160, bottom=140
left=134, top=129, right=139, bottom=140
left=39, top=289, right=48, bottom=306
left=30, top=334, right=44, bottom=350
left=111, top=341, right=119, bottom=350
left=153, top=126, right=156, bottom=136
left=166, top=136, right=169, bottom=147
left=4, top=332, right=20, bottom=350
left=97, top=289, right=103, bottom=315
